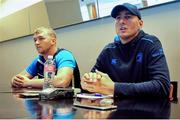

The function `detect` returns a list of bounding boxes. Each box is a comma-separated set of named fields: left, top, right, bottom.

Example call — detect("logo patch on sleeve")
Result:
left=111, top=59, right=117, bottom=65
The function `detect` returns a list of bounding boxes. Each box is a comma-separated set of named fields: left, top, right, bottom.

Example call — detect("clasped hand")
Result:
left=11, top=74, right=30, bottom=88
left=81, top=70, right=114, bottom=95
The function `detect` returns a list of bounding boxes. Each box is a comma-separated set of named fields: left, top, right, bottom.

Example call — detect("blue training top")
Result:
left=26, top=49, right=76, bottom=78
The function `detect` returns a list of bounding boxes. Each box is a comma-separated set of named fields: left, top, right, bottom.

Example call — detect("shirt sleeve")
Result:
left=114, top=38, right=170, bottom=97
left=55, top=50, right=76, bottom=70
left=26, top=57, right=38, bottom=77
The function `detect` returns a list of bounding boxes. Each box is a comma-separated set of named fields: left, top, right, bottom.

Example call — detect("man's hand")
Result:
left=81, top=72, right=101, bottom=92
left=81, top=70, right=115, bottom=95
left=11, top=74, right=30, bottom=88
left=95, top=70, right=115, bottom=95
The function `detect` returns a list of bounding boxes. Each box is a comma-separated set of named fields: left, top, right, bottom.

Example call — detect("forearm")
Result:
left=25, top=78, right=44, bottom=88
left=114, top=79, right=170, bottom=97
left=53, top=67, right=74, bottom=88
left=19, top=70, right=33, bottom=79
left=52, top=76, right=72, bottom=88
left=25, top=77, right=71, bottom=88
left=25, top=75, right=72, bottom=89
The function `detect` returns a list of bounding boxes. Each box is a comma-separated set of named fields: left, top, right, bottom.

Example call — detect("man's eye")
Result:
left=115, top=16, right=121, bottom=20
left=34, top=39, right=37, bottom=42
left=36, top=37, right=46, bottom=41
left=115, top=15, right=133, bottom=21
left=124, top=15, right=132, bottom=19
left=33, top=37, right=45, bottom=42
left=39, top=37, right=45, bottom=40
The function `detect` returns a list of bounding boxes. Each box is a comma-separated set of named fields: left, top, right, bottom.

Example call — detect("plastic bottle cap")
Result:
left=47, top=55, right=53, bottom=59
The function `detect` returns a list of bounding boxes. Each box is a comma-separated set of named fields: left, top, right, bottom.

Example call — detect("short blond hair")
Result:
left=33, top=26, right=56, bottom=38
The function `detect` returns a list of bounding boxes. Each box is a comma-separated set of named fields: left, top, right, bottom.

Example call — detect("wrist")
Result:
left=98, top=82, right=115, bottom=95
left=24, top=80, right=31, bottom=88
left=108, top=82, right=115, bottom=95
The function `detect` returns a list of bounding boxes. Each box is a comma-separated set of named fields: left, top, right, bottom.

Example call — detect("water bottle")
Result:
left=43, top=55, right=55, bottom=89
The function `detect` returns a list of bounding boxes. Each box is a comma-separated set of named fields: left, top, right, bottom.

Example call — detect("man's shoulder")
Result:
left=103, top=42, right=117, bottom=50
left=55, top=48, right=75, bottom=60
left=140, top=33, right=160, bottom=45
left=32, top=55, right=42, bottom=61
left=138, top=32, right=163, bottom=51
left=56, top=48, right=72, bottom=56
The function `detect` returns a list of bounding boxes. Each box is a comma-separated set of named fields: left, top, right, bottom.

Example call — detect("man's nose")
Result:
left=35, top=39, right=40, bottom=44
left=118, top=17, right=126, bottom=24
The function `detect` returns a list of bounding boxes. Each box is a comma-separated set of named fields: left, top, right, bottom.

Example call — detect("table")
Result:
left=0, top=88, right=179, bottom=119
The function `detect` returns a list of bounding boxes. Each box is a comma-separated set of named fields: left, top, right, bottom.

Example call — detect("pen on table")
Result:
left=94, top=93, right=103, bottom=97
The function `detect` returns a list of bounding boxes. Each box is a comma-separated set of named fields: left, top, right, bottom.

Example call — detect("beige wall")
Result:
left=0, top=2, right=179, bottom=97
left=0, top=0, right=83, bottom=42
left=0, top=1, right=50, bottom=42
left=45, top=0, right=83, bottom=28
left=0, top=7, right=30, bottom=42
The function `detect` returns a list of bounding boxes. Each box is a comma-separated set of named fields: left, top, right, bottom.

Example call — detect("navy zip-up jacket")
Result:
left=92, top=30, right=170, bottom=97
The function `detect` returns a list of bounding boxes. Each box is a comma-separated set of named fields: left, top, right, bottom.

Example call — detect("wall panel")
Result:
left=0, top=8, right=30, bottom=42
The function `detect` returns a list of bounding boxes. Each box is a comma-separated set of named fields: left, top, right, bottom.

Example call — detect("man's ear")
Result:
left=51, top=37, right=56, bottom=45
left=139, top=19, right=143, bottom=27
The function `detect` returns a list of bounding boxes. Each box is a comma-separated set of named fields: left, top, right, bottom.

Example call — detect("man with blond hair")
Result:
left=11, top=27, right=79, bottom=88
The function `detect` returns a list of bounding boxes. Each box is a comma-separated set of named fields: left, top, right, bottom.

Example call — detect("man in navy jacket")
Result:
left=81, top=3, right=170, bottom=97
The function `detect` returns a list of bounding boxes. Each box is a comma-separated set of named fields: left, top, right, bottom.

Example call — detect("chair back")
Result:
left=169, top=81, right=178, bottom=101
